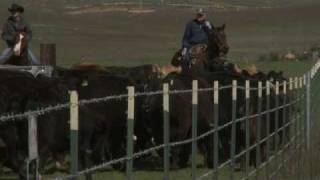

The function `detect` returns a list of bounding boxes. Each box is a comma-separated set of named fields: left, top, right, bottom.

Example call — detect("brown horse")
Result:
left=207, top=24, right=229, bottom=60
left=5, top=32, right=30, bottom=66
left=171, top=24, right=230, bottom=72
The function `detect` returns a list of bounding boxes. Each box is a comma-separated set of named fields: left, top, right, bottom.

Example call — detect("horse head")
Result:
left=13, top=32, right=28, bottom=57
left=6, top=31, right=29, bottom=66
left=188, top=44, right=208, bottom=69
left=208, top=24, right=230, bottom=59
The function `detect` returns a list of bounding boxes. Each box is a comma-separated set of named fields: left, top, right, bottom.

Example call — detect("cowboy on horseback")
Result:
left=0, top=4, right=39, bottom=65
left=181, top=8, right=214, bottom=70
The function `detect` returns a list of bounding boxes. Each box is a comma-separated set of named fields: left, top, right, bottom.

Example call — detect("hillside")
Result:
left=0, top=0, right=319, bottom=67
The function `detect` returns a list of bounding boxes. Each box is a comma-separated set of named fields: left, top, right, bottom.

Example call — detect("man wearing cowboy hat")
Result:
left=181, top=8, right=214, bottom=69
left=0, top=3, right=39, bottom=65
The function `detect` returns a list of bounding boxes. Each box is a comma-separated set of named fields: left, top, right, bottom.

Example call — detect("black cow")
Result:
left=0, top=70, right=68, bottom=179
left=144, top=73, right=214, bottom=168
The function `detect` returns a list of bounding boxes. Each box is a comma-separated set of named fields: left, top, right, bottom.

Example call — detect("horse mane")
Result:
left=71, top=63, right=106, bottom=71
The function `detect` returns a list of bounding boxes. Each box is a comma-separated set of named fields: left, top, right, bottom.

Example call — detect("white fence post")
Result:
left=163, top=83, right=170, bottom=180
left=191, top=80, right=198, bottom=180
left=70, top=90, right=79, bottom=179
left=126, top=86, right=135, bottom=180
left=27, top=114, right=39, bottom=180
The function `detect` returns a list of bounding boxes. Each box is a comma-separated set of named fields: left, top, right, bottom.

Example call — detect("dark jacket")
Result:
left=182, top=19, right=213, bottom=49
left=1, top=16, right=32, bottom=47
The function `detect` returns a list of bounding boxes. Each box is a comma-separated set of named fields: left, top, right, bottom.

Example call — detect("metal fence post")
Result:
left=192, top=80, right=198, bottom=180
left=256, top=81, right=262, bottom=179
left=213, top=81, right=219, bottom=180
left=305, top=72, right=311, bottom=149
left=245, top=80, right=250, bottom=179
left=230, top=80, right=237, bottom=180
left=265, top=81, right=270, bottom=180
left=274, top=81, right=280, bottom=178
left=294, top=77, right=299, bottom=150
left=70, top=90, right=79, bottom=180
left=126, top=87, right=135, bottom=180
left=281, top=80, right=287, bottom=172
left=27, top=114, right=39, bottom=180
left=289, top=77, right=293, bottom=142
left=299, top=77, right=304, bottom=180
left=163, top=83, right=170, bottom=180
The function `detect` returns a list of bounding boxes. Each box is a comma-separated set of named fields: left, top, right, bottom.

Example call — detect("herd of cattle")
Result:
left=0, top=59, right=294, bottom=179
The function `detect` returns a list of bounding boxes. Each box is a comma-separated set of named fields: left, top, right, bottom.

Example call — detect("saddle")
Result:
left=187, top=44, right=208, bottom=65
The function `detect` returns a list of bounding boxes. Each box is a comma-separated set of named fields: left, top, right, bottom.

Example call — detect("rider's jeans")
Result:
left=182, top=50, right=192, bottom=71
left=0, top=48, right=40, bottom=65
left=0, top=48, right=13, bottom=64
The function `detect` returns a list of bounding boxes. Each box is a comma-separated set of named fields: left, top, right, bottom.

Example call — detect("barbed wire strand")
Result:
left=56, top=97, right=301, bottom=180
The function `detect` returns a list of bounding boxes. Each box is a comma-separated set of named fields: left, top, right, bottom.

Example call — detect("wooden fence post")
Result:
left=192, top=80, right=198, bottom=180
left=126, top=87, right=135, bottom=180
left=70, top=90, right=79, bottom=180
left=163, top=83, right=170, bottom=180
left=40, top=44, right=56, bottom=66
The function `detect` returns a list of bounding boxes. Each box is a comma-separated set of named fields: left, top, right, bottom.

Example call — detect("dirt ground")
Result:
left=0, top=1, right=320, bottom=66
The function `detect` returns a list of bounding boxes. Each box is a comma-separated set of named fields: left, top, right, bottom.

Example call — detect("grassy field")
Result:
left=0, top=0, right=319, bottom=180
left=0, top=0, right=320, bottom=68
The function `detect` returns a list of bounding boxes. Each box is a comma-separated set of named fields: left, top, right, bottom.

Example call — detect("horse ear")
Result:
left=278, top=71, right=284, bottom=76
left=222, top=24, right=226, bottom=30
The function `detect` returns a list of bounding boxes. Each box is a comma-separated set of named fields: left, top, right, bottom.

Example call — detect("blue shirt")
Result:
left=1, top=16, right=32, bottom=47
left=182, top=19, right=213, bottom=49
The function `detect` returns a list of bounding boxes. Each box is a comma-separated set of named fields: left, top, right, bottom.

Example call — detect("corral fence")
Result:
left=0, top=53, right=319, bottom=180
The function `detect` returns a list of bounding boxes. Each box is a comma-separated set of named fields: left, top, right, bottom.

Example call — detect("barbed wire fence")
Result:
left=0, top=55, right=319, bottom=180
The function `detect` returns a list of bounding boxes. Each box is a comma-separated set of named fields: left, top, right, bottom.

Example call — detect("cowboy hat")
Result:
left=8, top=4, right=24, bottom=13
left=196, top=8, right=206, bottom=16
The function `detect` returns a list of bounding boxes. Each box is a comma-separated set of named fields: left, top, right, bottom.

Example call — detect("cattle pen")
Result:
left=0, top=53, right=319, bottom=180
